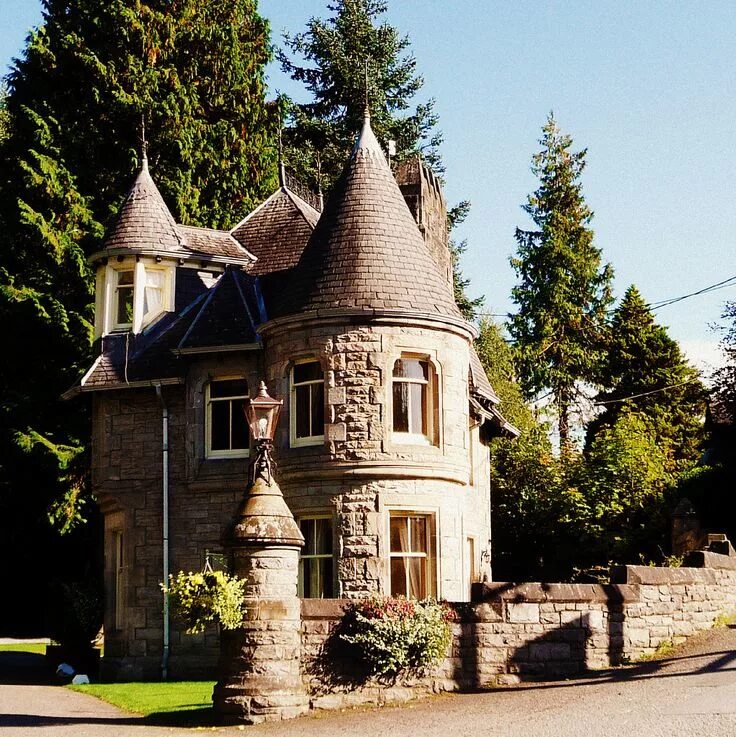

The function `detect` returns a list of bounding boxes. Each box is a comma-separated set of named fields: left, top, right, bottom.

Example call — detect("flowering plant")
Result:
left=340, top=596, right=453, bottom=677
left=162, top=570, right=245, bottom=634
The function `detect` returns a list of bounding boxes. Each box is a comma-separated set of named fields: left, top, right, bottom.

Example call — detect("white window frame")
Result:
left=139, top=262, right=172, bottom=329
left=205, top=378, right=250, bottom=459
left=102, top=260, right=175, bottom=336
left=290, top=359, right=325, bottom=447
left=111, top=267, right=135, bottom=331
left=297, top=515, right=334, bottom=598
left=391, top=355, right=439, bottom=446
left=388, top=511, right=437, bottom=599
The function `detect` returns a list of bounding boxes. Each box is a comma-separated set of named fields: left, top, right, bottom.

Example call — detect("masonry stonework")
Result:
left=298, top=557, right=736, bottom=712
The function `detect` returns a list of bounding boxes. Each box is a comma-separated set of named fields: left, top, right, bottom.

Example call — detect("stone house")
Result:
left=69, top=112, right=517, bottom=680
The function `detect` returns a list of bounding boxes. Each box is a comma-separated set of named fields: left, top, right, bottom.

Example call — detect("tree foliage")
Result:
left=448, top=201, right=484, bottom=320
left=509, top=113, right=613, bottom=451
left=278, top=0, right=441, bottom=191
left=0, top=0, right=277, bottom=631
left=589, top=284, right=706, bottom=468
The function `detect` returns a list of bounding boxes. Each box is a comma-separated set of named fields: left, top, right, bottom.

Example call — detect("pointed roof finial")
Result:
left=363, top=57, right=370, bottom=119
left=316, top=151, right=324, bottom=211
left=140, top=114, right=148, bottom=171
left=278, top=122, right=286, bottom=188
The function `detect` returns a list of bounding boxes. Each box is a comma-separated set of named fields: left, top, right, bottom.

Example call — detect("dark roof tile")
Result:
left=269, top=116, right=462, bottom=320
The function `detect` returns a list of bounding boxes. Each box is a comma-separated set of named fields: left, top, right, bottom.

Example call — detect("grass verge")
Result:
left=69, top=681, right=216, bottom=726
left=0, top=643, right=47, bottom=654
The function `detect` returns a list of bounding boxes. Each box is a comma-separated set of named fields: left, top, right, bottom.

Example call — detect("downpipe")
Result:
left=155, top=383, right=170, bottom=681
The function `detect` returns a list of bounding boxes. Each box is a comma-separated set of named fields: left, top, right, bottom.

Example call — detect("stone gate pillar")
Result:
left=212, top=474, right=308, bottom=724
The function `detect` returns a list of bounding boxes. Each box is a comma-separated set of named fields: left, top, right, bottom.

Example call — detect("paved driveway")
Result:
left=1, top=626, right=735, bottom=737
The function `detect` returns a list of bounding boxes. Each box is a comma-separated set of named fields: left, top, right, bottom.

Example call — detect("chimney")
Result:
left=396, top=159, right=453, bottom=290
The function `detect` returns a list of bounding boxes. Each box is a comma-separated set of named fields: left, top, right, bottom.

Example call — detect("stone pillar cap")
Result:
left=229, top=476, right=304, bottom=548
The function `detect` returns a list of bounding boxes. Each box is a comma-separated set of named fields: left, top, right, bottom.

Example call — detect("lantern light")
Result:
left=245, top=381, right=283, bottom=444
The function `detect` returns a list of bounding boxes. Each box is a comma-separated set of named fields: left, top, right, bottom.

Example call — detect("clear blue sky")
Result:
left=3, top=0, right=735, bottom=373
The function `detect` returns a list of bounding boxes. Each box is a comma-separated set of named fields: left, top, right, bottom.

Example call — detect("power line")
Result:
left=475, top=273, right=736, bottom=321
left=593, top=378, right=699, bottom=406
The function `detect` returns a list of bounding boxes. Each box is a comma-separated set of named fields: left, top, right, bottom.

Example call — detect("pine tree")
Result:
left=509, top=113, right=613, bottom=452
left=448, top=201, right=484, bottom=321
left=589, top=285, right=706, bottom=466
left=0, top=0, right=277, bottom=630
left=277, top=0, right=442, bottom=191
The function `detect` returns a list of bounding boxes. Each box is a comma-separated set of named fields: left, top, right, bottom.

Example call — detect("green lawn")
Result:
left=0, top=643, right=47, bottom=654
left=69, top=681, right=216, bottom=724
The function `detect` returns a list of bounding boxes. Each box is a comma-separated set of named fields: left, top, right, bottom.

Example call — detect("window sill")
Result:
left=205, top=451, right=250, bottom=460
left=290, top=436, right=325, bottom=448
left=391, top=433, right=433, bottom=446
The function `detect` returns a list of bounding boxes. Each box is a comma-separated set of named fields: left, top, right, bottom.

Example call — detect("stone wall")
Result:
left=299, top=556, right=736, bottom=710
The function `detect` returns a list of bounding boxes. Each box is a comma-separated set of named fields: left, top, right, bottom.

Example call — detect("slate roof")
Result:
left=176, top=269, right=263, bottom=351
left=103, top=159, right=255, bottom=264
left=79, top=269, right=263, bottom=391
left=230, top=187, right=319, bottom=275
left=469, top=346, right=500, bottom=404
left=268, top=115, right=463, bottom=320
left=178, top=225, right=254, bottom=263
left=104, top=158, right=185, bottom=252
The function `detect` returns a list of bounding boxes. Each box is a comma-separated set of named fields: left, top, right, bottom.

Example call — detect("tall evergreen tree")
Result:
left=0, top=0, right=277, bottom=631
left=278, top=0, right=442, bottom=191
left=448, top=201, right=484, bottom=321
left=589, top=284, right=706, bottom=466
left=279, top=0, right=483, bottom=319
left=509, top=113, right=613, bottom=452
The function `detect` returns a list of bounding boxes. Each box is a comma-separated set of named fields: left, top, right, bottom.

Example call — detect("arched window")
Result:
left=205, top=378, right=249, bottom=458
left=391, top=356, right=439, bottom=445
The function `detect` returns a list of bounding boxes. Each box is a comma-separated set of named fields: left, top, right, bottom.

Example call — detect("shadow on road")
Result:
left=0, top=650, right=54, bottom=685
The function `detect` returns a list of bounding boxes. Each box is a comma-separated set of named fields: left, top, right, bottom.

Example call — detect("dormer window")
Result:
left=100, top=260, right=175, bottom=336
left=142, top=268, right=167, bottom=325
left=114, top=270, right=134, bottom=328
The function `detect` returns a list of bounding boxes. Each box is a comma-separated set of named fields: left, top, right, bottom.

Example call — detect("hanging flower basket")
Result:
left=162, top=570, right=246, bottom=634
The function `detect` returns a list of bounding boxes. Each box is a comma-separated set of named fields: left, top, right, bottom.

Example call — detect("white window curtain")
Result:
left=143, top=269, right=166, bottom=319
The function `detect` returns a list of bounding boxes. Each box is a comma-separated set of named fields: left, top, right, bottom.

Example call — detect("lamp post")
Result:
left=244, top=381, right=282, bottom=487
left=213, top=380, right=307, bottom=725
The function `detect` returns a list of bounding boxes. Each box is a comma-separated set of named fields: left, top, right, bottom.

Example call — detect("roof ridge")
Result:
left=283, top=186, right=321, bottom=227
left=177, top=271, right=226, bottom=349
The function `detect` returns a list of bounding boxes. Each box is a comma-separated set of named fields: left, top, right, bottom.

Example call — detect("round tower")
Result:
left=260, top=113, right=491, bottom=601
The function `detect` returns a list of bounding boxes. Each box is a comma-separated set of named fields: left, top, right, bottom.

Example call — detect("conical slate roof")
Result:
left=270, top=115, right=463, bottom=320
left=104, top=158, right=184, bottom=251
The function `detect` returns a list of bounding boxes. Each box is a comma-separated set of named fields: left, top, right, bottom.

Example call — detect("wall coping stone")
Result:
left=472, top=582, right=638, bottom=603
left=610, top=565, right=722, bottom=585
left=684, top=550, right=736, bottom=571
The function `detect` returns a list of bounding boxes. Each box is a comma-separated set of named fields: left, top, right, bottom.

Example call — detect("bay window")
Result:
left=392, top=356, right=439, bottom=445
left=389, top=512, right=436, bottom=599
left=101, top=260, right=174, bottom=336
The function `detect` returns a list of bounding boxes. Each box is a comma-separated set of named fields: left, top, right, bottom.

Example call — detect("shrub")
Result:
left=47, top=579, right=103, bottom=648
left=340, top=596, right=453, bottom=678
left=163, top=571, right=245, bottom=634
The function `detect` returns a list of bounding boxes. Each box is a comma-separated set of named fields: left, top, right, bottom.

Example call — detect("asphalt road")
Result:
left=1, top=625, right=735, bottom=737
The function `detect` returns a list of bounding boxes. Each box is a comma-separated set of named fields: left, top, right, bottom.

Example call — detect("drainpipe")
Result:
left=155, top=383, right=170, bottom=680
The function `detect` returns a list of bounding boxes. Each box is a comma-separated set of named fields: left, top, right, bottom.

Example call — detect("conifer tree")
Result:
left=0, top=0, right=278, bottom=630
left=589, top=284, right=706, bottom=466
left=509, top=113, right=613, bottom=452
left=278, top=0, right=442, bottom=191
